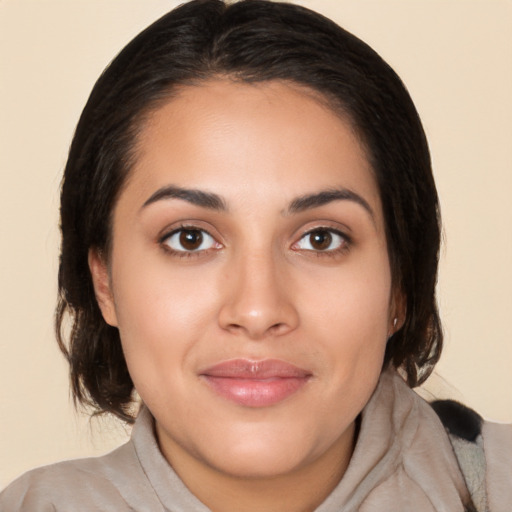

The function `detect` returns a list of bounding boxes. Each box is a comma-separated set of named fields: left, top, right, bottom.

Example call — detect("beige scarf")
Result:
left=315, top=369, right=472, bottom=511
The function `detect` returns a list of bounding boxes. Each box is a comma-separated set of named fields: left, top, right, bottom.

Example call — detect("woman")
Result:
left=1, top=0, right=510, bottom=510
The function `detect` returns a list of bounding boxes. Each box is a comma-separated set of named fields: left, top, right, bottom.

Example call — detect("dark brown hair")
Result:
left=57, top=0, right=442, bottom=422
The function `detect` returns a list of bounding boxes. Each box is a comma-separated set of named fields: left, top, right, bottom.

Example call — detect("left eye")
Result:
left=163, top=228, right=218, bottom=252
left=294, top=229, right=347, bottom=251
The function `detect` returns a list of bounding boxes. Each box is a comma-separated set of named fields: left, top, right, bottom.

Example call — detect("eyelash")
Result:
left=159, top=225, right=351, bottom=259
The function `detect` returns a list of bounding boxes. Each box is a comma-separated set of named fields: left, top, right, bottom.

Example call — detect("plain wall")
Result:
left=1, top=0, right=511, bottom=489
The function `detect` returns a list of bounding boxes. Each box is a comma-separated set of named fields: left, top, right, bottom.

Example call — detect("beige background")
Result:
left=1, top=0, right=511, bottom=489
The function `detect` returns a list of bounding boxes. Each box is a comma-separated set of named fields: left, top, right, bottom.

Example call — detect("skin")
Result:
left=90, top=80, right=400, bottom=512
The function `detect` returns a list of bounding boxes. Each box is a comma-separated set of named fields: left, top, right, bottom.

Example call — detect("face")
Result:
left=91, top=80, right=396, bottom=483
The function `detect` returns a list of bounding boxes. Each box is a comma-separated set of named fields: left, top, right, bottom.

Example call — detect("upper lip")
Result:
left=200, top=359, right=312, bottom=379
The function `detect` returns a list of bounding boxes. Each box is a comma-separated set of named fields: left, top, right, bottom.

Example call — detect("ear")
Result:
left=88, top=248, right=118, bottom=327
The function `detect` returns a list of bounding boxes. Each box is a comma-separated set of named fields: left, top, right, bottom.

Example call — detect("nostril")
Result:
left=222, top=320, right=292, bottom=339
left=269, top=323, right=285, bottom=333
left=226, top=323, right=243, bottom=333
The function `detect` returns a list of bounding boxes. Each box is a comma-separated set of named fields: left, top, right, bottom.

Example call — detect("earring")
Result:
left=387, top=317, right=398, bottom=342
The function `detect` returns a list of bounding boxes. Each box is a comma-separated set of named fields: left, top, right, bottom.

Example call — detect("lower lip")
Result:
left=202, top=376, right=309, bottom=407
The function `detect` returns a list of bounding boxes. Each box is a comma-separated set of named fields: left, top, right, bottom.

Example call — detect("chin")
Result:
left=196, top=422, right=328, bottom=479
left=208, top=445, right=310, bottom=479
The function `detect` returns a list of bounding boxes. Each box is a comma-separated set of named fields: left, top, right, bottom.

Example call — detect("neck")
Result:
left=157, top=421, right=356, bottom=512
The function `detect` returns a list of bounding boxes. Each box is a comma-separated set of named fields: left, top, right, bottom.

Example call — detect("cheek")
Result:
left=298, top=251, right=392, bottom=378
left=301, top=253, right=392, bottom=335
left=305, top=274, right=390, bottom=426
left=110, top=253, right=222, bottom=386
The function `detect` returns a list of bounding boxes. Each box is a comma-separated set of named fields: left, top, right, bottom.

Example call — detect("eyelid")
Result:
left=292, top=220, right=352, bottom=242
left=157, top=220, right=222, bottom=243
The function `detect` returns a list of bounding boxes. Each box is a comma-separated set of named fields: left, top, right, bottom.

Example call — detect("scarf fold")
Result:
left=132, top=369, right=470, bottom=511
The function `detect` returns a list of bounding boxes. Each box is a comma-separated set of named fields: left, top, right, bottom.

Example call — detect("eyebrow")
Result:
left=142, top=185, right=227, bottom=211
left=141, top=184, right=374, bottom=220
left=286, top=188, right=375, bottom=219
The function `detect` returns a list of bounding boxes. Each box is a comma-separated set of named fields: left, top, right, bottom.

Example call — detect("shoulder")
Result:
left=0, top=441, right=153, bottom=512
left=482, top=419, right=512, bottom=456
left=1, top=461, right=124, bottom=512
left=430, top=398, right=512, bottom=512
left=482, top=420, right=512, bottom=511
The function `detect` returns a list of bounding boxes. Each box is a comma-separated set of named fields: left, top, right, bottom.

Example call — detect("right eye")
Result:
left=162, top=228, right=219, bottom=253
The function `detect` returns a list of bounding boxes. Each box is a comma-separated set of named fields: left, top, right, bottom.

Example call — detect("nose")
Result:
left=218, top=251, right=299, bottom=340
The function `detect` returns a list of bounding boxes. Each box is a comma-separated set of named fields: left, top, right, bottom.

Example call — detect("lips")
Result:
left=199, top=359, right=312, bottom=408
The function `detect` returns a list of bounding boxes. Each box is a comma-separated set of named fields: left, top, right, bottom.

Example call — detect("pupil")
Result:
left=311, top=230, right=331, bottom=250
left=180, top=230, right=202, bottom=250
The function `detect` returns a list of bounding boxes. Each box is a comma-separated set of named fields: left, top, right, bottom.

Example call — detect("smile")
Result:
left=200, top=359, right=312, bottom=407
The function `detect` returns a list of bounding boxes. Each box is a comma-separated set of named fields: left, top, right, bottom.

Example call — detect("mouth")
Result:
left=199, top=359, right=312, bottom=408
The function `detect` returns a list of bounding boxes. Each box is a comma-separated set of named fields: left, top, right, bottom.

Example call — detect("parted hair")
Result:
left=57, top=0, right=442, bottom=422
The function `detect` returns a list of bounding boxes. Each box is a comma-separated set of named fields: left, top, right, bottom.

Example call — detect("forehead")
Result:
left=124, top=79, right=381, bottom=219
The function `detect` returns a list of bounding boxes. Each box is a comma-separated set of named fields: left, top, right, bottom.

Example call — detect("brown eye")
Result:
left=294, top=228, right=347, bottom=252
left=163, top=228, right=218, bottom=253
left=309, top=230, right=332, bottom=250
left=179, top=229, right=203, bottom=250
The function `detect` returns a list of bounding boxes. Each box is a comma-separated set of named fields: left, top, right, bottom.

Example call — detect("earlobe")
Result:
left=88, top=249, right=118, bottom=327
